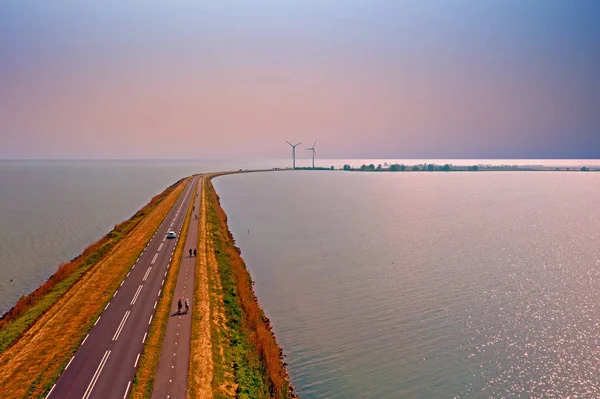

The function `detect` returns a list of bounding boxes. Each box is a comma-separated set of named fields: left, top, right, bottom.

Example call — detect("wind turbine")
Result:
left=306, top=141, right=317, bottom=168
left=286, top=141, right=301, bottom=169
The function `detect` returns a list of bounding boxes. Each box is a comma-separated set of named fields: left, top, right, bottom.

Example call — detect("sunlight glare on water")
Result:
left=214, top=171, right=600, bottom=398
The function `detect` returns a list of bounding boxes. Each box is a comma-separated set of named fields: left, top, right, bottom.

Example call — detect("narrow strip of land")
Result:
left=152, top=177, right=202, bottom=399
left=189, top=177, right=214, bottom=398
left=46, top=177, right=197, bottom=399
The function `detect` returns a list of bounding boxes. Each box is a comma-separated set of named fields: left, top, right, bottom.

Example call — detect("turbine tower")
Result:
left=286, top=141, right=301, bottom=169
left=306, top=140, right=317, bottom=168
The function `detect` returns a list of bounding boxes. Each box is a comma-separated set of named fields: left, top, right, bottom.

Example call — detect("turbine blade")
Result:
left=295, top=142, right=301, bottom=146
left=313, top=140, right=317, bottom=147
left=286, top=140, right=293, bottom=146
left=313, top=149, right=317, bottom=156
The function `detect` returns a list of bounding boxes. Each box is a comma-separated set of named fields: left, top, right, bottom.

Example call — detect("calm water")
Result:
left=214, top=171, right=600, bottom=398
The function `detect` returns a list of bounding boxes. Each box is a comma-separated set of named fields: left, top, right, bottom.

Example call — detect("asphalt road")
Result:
left=151, top=177, right=201, bottom=399
left=47, top=176, right=198, bottom=399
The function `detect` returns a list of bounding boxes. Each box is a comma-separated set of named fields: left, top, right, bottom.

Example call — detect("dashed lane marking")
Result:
left=131, top=285, right=143, bottom=305
left=65, top=356, right=75, bottom=370
left=82, top=350, right=111, bottom=399
left=142, top=332, right=147, bottom=344
left=123, top=381, right=131, bottom=399
left=151, top=253, right=159, bottom=265
left=134, top=353, right=140, bottom=368
left=143, top=267, right=152, bottom=282
left=113, top=311, right=130, bottom=341
left=44, top=384, right=56, bottom=399
left=94, top=316, right=101, bottom=326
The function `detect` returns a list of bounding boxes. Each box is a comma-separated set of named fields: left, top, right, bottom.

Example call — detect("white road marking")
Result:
left=113, top=290, right=118, bottom=298
left=126, top=271, right=130, bottom=277
left=154, top=301, right=157, bottom=309
left=94, top=316, right=101, bottom=326
left=158, top=243, right=164, bottom=252
left=164, top=271, right=167, bottom=277
left=158, top=289, right=162, bottom=296
left=113, top=311, right=130, bottom=341
left=65, top=356, right=75, bottom=370
left=123, top=381, right=131, bottom=399
left=120, top=280, right=124, bottom=287
left=134, top=353, right=140, bottom=368
left=162, top=236, right=166, bottom=242
left=82, top=334, right=89, bottom=345
left=142, top=267, right=152, bottom=282
left=131, top=285, right=143, bottom=305
left=151, top=253, right=159, bottom=265
left=132, top=264, right=135, bottom=269
left=161, top=279, right=164, bottom=286
left=142, top=332, right=147, bottom=343
left=44, top=384, right=56, bottom=399
left=148, top=315, right=153, bottom=325
left=82, top=350, right=111, bottom=399
left=104, top=302, right=110, bottom=311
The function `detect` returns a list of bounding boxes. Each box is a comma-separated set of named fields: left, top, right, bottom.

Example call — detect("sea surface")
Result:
left=213, top=171, right=600, bottom=398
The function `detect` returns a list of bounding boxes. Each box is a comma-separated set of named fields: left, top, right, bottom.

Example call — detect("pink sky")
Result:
left=1, top=2, right=598, bottom=159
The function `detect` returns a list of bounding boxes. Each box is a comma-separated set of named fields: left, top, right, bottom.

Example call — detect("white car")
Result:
left=166, top=231, right=176, bottom=239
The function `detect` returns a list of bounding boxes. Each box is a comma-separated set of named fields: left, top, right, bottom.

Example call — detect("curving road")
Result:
left=46, top=176, right=198, bottom=399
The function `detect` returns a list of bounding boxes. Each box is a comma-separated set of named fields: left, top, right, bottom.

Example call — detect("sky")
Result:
left=0, top=1, right=599, bottom=160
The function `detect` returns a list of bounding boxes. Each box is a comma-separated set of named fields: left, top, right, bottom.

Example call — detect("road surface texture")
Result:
left=47, top=177, right=198, bottom=399
left=151, top=177, right=201, bottom=399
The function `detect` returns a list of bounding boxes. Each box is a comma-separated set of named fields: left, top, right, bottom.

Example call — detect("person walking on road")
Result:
left=177, top=298, right=183, bottom=314
left=189, top=248, right=193, bottom=258
left=184, top=298, right=189, bottom=314
left=193, top=249, right=197, bottom=257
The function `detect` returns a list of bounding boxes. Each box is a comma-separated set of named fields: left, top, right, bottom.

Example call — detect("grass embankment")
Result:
left=189, top=177, right=215, bottom=398
left=0, top=179, right=184, bottom=354
left=130, top=178, right=198, bottom=398
left=0, top=178, right=190, bottom=399
left=204, top=176, right=294, bottom=399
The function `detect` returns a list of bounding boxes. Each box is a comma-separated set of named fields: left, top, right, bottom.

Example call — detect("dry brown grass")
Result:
left=0, top=178, right=189, bottom=399
left=131, top=178, right=197, bottom=399
left=205, top=177, right=293, bottom=399
left=188, top=177, right=216, bottom=399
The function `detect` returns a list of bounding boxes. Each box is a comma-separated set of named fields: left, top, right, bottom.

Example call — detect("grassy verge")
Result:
left=0, top=178, right=190, bottom=399
left=189, top=177, right=216, bottom=398
left=0, top=178, right=183, bottom=354
left=130, top=177, right=197, bottom=398
left=205, top=176, right=293, bottom=399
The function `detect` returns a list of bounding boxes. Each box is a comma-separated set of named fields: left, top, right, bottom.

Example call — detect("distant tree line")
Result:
left=342, top=163, right=479, bottom=172
left=338, top=164, right=596, bottom=172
